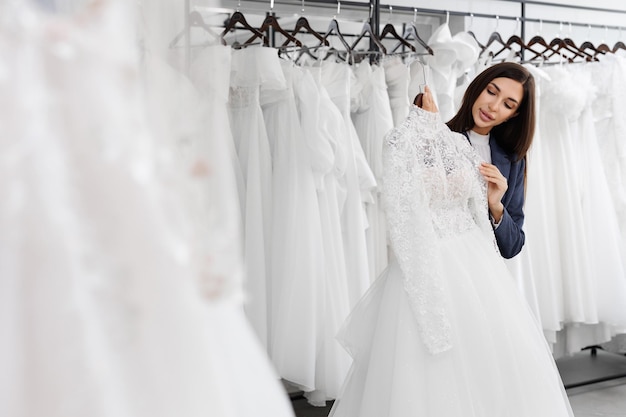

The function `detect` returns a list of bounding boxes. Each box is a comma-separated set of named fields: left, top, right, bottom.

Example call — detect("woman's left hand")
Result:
left=479, top=162, right=507, bottom=222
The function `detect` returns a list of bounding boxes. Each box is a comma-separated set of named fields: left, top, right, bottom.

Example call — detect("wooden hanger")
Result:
left=579, top=40, right=600, bottom=56
left=350, top=21, right=387, bottom=55
left=483, top=31, right=507, bottom=53
left=467, top=31, right=485, bottom=51
left=524, top=35, right=553, bottom=61
left=613, top=41, right=626, bottom=53
left=220, top=11, right=267, bottom=46
left=402, top=22, right=433, bottom=55
left=595, top=42, right=611, bottom=57
left=526, top=34, right=550, bottom=49
left=296, top=44, right=320, bottom=62
left=169, top=10, right=219, bottom=48
left=282, top=16, right=329, bottom=47
left=563, top=37, right=594, bottom=61
left=491, top=34, right=525, bottom=60
left=545, top=37, right=585, bottom=62
left=311, top=19, right=351, bottom=62
left=278, top=42, right=320, bottom=63
left=322, top=19, right=350, bottom=49
left=246, top=14, right=303, bottom=47
left=380, top=23, right=416, bottom=53
left=507, top=34, right=548, bottom=62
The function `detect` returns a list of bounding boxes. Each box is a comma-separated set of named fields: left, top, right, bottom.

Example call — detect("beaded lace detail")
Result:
left=382, top=105, right=496, bottom=354
left=229, top=86, right=258, bottom=109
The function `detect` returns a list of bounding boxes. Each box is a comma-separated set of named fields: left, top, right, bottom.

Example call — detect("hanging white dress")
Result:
left=611, top=55, right=626, bottom=237
left=185, top=45, right=298, bottom=417
left=228, top=46, right=280, bottom=350
left=591, top=56, right=626, bottom=255
left=321, top=61, right=376, bottom=306
left=511, top=65, right=564, bottom=346
left=329, top=106, right=574, bottom=417
left=259, top=54, right=327, bottom=393
left=540, top=65, right=596, bottom=329
left=541, top=64, right=626, bottom=355
left=424, top=23, right=480, bottom=122
left=383, top=56, right=410, bottom=127
left=0, top=3, right=295, bottom=417
left=565, top=63, right=626, bottom=348
left=292, top=65, right=352, bottom=405
left=351, top=62, right=394, bottom=281
left=407, top=59, right=436, bottom=110
left=597, top=53, right=626, bottom=355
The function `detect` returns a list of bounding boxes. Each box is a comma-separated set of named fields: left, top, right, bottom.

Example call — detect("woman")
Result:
left=447, top=62, right=533, bottom=258
left=329, top=63, right=573, bottom=417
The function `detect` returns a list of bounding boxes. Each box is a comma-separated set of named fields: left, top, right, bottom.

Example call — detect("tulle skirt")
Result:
left=330, top=227, right=574, bottom=417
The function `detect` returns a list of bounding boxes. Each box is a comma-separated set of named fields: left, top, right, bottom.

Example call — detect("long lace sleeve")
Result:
left=382, top=106, right=452, bottom=355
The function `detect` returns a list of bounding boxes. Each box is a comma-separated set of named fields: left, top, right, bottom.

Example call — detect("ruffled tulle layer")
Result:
left=330, top=227, right=574, bottom=417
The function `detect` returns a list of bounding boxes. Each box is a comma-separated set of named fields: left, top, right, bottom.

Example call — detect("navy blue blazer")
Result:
left=489, top=137, right=526, bottom=259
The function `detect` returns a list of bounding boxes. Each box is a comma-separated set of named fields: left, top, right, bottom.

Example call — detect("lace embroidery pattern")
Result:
left=229, top=86, right=258, bottom=109
left=382, top=105, right=495, bottom=354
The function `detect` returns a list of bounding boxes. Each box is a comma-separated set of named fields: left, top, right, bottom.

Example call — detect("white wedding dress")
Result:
left=321, top=61, right=376, bottom=306
left=0, top=2, right=295, bottom=417
left=540, top=64, right=626, bottom=354
left=329, top=106, right=574, bottom=417
left=260, top=55, right=327, bottom=392
left=351, top=62, right=394, bottom=281
left=383, top=56, right=410, bottom=127
left=228, top=47, right=279, bottom=349
left=292, top=66, right=353, bottom=405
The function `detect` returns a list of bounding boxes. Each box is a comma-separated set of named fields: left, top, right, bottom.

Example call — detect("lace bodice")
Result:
left=383, top=105, right=495, bottom=354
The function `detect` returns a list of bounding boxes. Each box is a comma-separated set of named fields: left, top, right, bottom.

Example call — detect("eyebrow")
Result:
left=489, top=82, right=520, bottom=105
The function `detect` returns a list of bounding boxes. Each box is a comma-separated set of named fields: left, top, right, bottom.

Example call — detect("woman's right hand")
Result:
left=414, top=85, right=438, bottom=113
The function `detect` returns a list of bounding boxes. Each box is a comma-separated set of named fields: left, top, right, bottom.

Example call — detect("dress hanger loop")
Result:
left=419, top=63, right=427, bottom=93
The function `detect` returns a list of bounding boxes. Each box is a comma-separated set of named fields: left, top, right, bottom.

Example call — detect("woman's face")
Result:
left=471, top=77, right=524, bottom=135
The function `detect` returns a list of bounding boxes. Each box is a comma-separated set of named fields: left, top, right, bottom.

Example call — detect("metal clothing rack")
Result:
left=557, top=345, right=626, bottom=389
left=183, top=0, right=626, bottom=60
left=276, top=0, right=626, bottom=39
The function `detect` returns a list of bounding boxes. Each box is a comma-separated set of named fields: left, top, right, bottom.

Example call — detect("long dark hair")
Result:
left=446, top=62, right=536, bottom=162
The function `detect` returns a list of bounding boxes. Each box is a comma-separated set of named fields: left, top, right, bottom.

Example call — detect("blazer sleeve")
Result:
left=493, top=157, right=526, bottom=258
